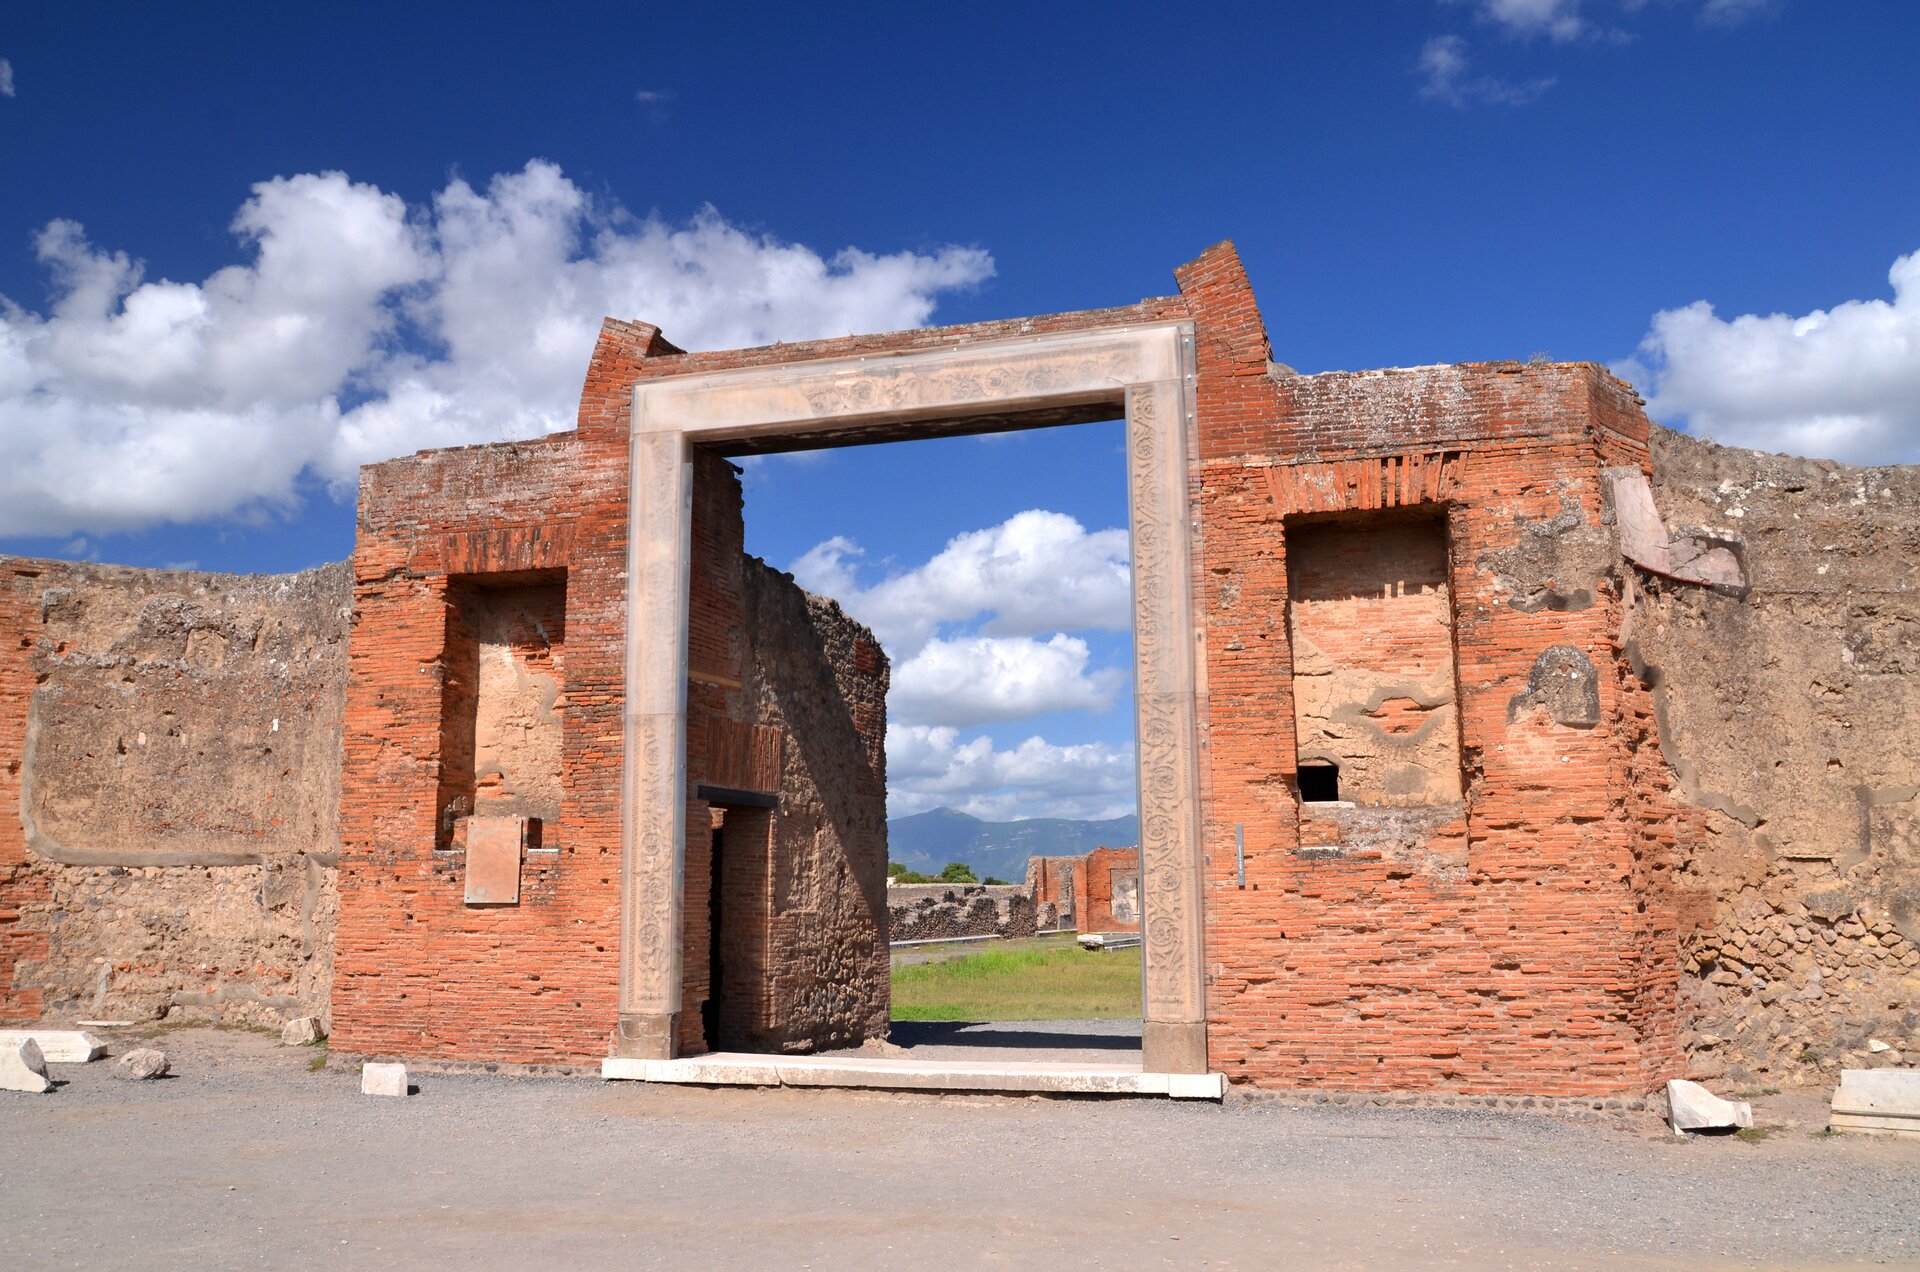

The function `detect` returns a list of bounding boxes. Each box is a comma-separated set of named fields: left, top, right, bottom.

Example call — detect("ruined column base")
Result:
left=612, top=1011, right=678, bottom=1060
left=1143, top=1020, right=1208, bottom=1075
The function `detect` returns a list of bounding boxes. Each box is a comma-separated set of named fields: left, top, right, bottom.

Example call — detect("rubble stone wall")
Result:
left=888, top=885, right=1038, bottom=943
left=1636, top=427, right=1920, bottom=1086
left=0, top=557, right=349, bottom=1026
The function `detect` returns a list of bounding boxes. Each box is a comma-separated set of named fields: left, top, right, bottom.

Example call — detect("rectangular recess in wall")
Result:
left=437, top=570, right=568, bottom=851
left=1284, top=508, right=1463, bottom=806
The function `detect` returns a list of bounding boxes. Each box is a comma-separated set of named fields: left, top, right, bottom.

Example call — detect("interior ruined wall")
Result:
left=1633, top=426, right=1920, bottom=1085
left=0, top=557, right=348, bottom=1026
left=729, top=559, right=891, bottom=1053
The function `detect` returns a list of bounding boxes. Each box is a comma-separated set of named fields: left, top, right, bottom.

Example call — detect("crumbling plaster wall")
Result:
left=1, top=557, right=348, bottom=1026
left=1633, top=426, right=1920, bottom=1085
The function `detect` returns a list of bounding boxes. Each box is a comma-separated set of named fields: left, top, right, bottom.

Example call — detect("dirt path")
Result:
left=2, top=1028, right=1917, bottom=1270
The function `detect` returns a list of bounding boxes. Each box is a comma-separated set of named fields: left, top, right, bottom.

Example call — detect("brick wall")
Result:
left=1175, top=242, right=1685, bottom=1095
left=330, top=431, right=630, bottom=1063
left=330, top=333, right=891, bottom=1061
left=14, top=242, right=1907, bottom=1095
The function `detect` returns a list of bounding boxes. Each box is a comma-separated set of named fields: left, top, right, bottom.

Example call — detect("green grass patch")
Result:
left=890, top=943, right=1141, bottom=1021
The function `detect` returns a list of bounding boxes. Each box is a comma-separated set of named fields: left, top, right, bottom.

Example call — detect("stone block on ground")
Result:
left=0, top=1029, right=109, bottom=1063
left=112, top=1048, right=169, bottom=1080
left=361, top=1062, right=408, bottom=1097
left=281, top=1016, right=325, bottom=1046
left=1829, top=1068, right=1920, bottom=1138
left=1666, top=1079, right=1753, bottom=1132
left=1, top=1038, right=52, bottom=1093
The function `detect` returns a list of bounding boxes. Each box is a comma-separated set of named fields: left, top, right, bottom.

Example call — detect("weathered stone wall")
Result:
left=329, top=394, right=892, bottom=1063
left=1634, top=426, right=1920, bottom=1086
left=888, top=884, right=1038, bottom=943
left=0, top=557, right=349, bottom=1025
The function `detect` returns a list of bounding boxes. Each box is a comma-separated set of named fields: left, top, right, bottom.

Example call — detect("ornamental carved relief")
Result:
left=1127, top=379, right=1206, bottom=1022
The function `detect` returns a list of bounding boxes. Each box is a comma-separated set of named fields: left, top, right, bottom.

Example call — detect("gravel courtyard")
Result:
left=3, top=1027, right=1917, bottom=1271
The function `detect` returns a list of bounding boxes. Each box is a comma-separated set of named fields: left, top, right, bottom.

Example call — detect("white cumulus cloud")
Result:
left=1617, top=248, right=1920, bottom=466
left=0, top=58, right=14, bottom=97
left=886, top=724, right=1137, bottom=822
left=787, top=509, right=1131, bottom=658
left=890, top=633, right=1125, bottom=728
left=0, top=160, right=994, bottom=537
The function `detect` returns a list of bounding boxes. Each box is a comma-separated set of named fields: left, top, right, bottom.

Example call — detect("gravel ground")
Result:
left=3, top=1026, right=1918, bottom=1271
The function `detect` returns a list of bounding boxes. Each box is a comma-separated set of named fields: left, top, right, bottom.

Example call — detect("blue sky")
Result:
left=2, top=1, right=1917, bottom=819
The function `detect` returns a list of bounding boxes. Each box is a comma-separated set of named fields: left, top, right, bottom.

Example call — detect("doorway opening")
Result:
left=730, top=418, right=1145, bottom=1068
left=614, top=320, right=1211, bottom=1080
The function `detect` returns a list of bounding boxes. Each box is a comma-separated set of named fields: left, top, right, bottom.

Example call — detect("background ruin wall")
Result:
left=0, top=557, right=348, bottom=1026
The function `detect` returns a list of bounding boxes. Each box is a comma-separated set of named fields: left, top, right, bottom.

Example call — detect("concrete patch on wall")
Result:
left=1508, top=646, right=1601, bottom=728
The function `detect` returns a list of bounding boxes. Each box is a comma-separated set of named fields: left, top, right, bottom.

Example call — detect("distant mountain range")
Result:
left=886, top=807, right=1139, bottom=883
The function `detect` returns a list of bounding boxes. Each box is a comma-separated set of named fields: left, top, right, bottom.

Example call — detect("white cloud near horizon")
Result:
left=0, top=160, right=994, bottom=537
left=890, top=633, right=1125, bottom=728
left=787, top=510, right=1132, bottom=658
left=886, top=724, right=1137, bottom=822
left=794, top=510, right=1137, bottom=816
left=1616, top=248, right=1920, bottom=466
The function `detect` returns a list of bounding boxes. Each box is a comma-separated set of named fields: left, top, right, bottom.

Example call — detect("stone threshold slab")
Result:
left=602, top=1052, right=1225, bottom=1100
